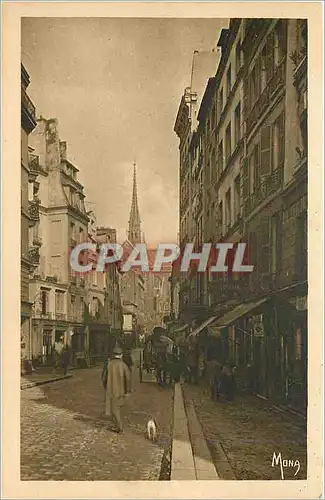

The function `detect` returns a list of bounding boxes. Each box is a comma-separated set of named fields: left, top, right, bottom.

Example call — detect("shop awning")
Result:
left=215, top=298, right=268, bottom=327
left=189, top=316, right=218, bottom=338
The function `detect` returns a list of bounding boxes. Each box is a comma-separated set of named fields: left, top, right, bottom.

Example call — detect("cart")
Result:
left=139, top=333, right=175, bottom=384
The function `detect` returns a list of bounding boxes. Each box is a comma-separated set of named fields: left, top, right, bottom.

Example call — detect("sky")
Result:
left=22, top=18, right=228, bottom=245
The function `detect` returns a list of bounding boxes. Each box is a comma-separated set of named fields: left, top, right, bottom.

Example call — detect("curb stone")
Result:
left=171, top=382, right=196, bottom=480
left=185, top=397, right=219, bottom=480
left=21, top=374, right=72, bottom=390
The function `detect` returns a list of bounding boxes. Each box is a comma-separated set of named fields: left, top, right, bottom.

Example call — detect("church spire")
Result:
left=128, top=161, right=142, bottom=244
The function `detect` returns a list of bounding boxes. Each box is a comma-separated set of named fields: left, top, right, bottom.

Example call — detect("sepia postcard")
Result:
left=1, top=2, right=323, bottom=499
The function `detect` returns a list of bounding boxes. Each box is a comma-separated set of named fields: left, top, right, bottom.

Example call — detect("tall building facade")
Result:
left=84, top=213, right=111, bottom=356
left=174, top=19, right=308, bottom=408
left=96, top=225, right=123, bottom=338
left=28, top=118, right=89, bottom=358
left=21, top=64, right=39, bottom=373
left=174, top=49, right=221, bottom=324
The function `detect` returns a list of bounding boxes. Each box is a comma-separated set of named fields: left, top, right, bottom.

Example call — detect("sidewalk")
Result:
left=21, top=367, right=73, bottom=389
left=183, top=383, right=307, bottom=480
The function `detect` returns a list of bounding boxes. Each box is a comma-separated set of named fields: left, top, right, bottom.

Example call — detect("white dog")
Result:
left=147, top=418, right=157, bottom=442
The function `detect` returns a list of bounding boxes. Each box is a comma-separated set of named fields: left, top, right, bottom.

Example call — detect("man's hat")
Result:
left=113, top=345, right=123, bottom=355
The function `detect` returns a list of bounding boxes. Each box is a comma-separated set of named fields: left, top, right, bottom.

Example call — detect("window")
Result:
left=299, top=92, right=307, bottom=153
left=92, top=297, right=99, bottom=316
left=250, top=66, right=257, bottom=104
left=297, top=20, right=307, bottom=55
left=207, top=161, right=211, bottom=185
left=226, top=65, right=232, bottom=96
left=41, top=290, right=49, bottom=315
left=70, top=222, right=76, bottom=242
left=225, top=189, right=231, bottom=229
left=234, top=103, right=241, bottom=146
left=219, top=88, right=224, bottom=115
left=234, top=175, right=241, bottom=220
left=259, top=218, right=271, bottom=275
left=225, top=123, right=232, bottom=163
left=218, top=141, right=224, bottom=177
left=295, top=212, right=307, bottom=277
left=253, top=145, right=260, bottom=190
left=55, top=291, right=65, bottom=314
left=211, top=105, right=216, bottom=130
left=276, top=20, right=287, bottom=63
left=243, top=156, right=250, bottom=201
left=266, top=31, right=275, bottom=81
left=260, top=125, right=272, bottom=179
left=272, top=113, right=285, bottom=171
left=206, top=119, right=210, bottom=138
left=270, top=213, right=282, bottom=275
left=211, top=148, right=216, bottom=183
left=261, top=46, right=267, bottom=91
left=235, top=42, right=241, bottom=75
left=218, top=201, right=223, bottom=237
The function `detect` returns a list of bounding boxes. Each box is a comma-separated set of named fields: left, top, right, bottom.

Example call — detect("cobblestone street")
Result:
left=184, top=384, right=307, bottom=480
left=21, top=362, right=173, bottom=481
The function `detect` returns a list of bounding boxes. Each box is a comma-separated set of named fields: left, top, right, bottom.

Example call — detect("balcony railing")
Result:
left=45, top=275, right=58, bottom=283
left=40, top=312, right=54, bottom=320
left=55, top=313, right=67, bottom=321
left=294, top=149, right=307, bottom=176
left=244, top=166, right=283, bottom=217
left=290, top=45, right=307, bottom=73
left=28, top=197, right=40, bottom=223
left=21, top=88, right=37, bottom=134
left=28, top=157, right=40, bottom=182
left=246, top=59, right=286, bottom=134
left=22, top=87, right=36, bottom=120
left=27, top=246, right=40, bottom=265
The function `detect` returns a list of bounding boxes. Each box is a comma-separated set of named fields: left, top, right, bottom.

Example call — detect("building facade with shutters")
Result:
left=21, top=64, right=39, bottom=373
left=241, top=18, right=307, bottom=406
left=174, top=19, right=308, bottom=408
left=28, top=117, right=90, bottom=361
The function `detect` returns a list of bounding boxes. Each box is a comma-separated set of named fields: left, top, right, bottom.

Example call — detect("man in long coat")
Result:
left=105, top=345, right=130, bottom=433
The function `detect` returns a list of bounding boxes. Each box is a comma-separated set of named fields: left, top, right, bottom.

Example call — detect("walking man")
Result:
left=122, top=346, right=134, bottom=392
left=104, top=345, right=130, bottom=433
left=52, top=336, right=64, bottom=373
left=61, top=344, right=71, bottom=375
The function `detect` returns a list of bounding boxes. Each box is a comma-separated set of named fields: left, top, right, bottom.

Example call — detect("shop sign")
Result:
left=252, top=314, right=264, bottom=337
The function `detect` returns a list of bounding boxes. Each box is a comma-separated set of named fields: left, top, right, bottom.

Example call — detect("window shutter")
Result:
left=266, top=31, right=274, bottom=81
left=278, top=112, right=285, bottom=167
left=242, top=156, right=250, bottom=200
left=259, top=218, right=271, bottom=274
left=260, top=125, right=272, bottom=178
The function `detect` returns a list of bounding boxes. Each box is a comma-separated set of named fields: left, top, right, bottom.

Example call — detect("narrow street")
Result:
left=21, top=354, right=307, bottom=482
left=21, top=356, right=173, bottom=481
